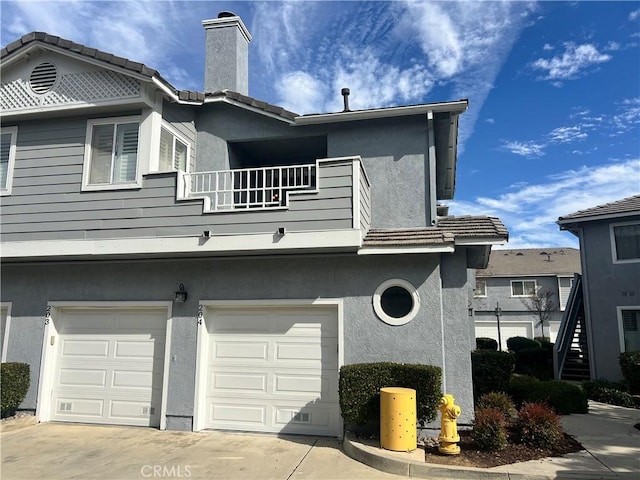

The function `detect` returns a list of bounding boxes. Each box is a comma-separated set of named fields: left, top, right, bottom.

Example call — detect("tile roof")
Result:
left=477, top=248, right=581, bottom=277
left=2, top=31, right=300, bottom=121
left=362, top=216, right=508, bottom=247
left=558, top=194, right=640, bottom=222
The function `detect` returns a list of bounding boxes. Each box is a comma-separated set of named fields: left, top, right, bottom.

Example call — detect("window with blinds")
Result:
left=558, top=277, right=574, bottom=311
left=158, top=127, right=188, bottom=172
left=621, top=309, right=640, bottom=352
left=0, top=127, right=17, bottom=194
left=511, top=280, right=536, bottom=297
left=86, top=119, right=139, bottom=186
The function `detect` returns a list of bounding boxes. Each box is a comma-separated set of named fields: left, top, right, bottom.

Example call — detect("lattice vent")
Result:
left=30, top=63, right=57, bottom=94
left=1, top=70, right=141, bottom=111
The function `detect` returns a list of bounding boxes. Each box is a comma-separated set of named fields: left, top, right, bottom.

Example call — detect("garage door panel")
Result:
left=58, top=368, right=107, bottom=387
left=61, top=339, right=109, bottom=357
left=210, top=403, right=266, bottom=425
left=203, top=306, right=339, bottom=436
left=213, top=341, right=268, bottom=362
left=211, top=371, right=268, bottom=394
left=114, top=339, right=160, bottom=359
left=50, top=308, right=166, bottom=427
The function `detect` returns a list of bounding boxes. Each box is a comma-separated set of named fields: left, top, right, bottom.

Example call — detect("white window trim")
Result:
left=81, top=116, right=143, bottom=191
left=1, top=126, right=18, bottom=196
left=510, top=279, right=537, bottom=297
left=373, top=278, right=421, bottom=326
left=0, top=302, right=12, bottom=362
left=616, top=306, right=640, bottom=353
left=155, top=121, right=191, bottom=173
left=610, top=221, right=640, bottom=264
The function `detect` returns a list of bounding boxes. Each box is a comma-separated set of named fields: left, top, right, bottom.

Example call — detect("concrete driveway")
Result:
left=1, top=421, right=403, bottom=480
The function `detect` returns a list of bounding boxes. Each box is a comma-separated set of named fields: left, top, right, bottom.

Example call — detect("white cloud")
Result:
left=449, top=159, right=640, bottom=248
left=542, top=43, right=554, bottom=51
left=630, top=9, right=640, bottom=21
left=275, top=72, right=328, bottom=114
left=547, top=126, right=588, bottom=144
left=485, top=118, right=495, bottom=124
left=502, top=141, right=545, bottom=157
left=531, top=43, right=612, bottom=81
left=611, top=97, right=640, bottom=135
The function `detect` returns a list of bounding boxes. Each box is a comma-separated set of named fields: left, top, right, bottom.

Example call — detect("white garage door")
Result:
left=475, top=322, right=533, bottom=351
left=202, top=306, right=339, bottom=436
left=50, top=308, right=166, bottom=427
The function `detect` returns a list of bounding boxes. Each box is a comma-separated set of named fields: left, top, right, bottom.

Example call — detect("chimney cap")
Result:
left=218, top=11, right=237, bottom=18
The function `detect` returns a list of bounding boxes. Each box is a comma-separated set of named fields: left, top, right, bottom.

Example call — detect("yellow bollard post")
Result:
left=380, top=387, right=417, bottom=452
left=438, top=393, right=461, bottom=455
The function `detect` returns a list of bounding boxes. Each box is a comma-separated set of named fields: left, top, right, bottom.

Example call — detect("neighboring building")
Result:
left=555, top=195, right=640, bottom=382
left=0, top=14, right=507, bottom=434
left=473, top=248, right=581, bottom=350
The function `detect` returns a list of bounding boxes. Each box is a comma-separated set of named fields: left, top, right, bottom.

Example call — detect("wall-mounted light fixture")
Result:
left=175, top=284, right=188, bottom=303
left=276, top=226, right=286, bottom=236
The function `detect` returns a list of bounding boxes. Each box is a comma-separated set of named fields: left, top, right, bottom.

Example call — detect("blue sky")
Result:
left=2, top=1, right=639, bottom=248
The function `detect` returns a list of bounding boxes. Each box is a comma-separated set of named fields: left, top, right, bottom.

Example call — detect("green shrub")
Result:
left=339, top=362, right=442, bottom=428
left=508, top=375, right=588, bottom=414
left=514, top=347, right=554, bottom=380
left=582, top=379, right=636, bottom=408
left=471, top=350, right=515, bottom=400
left=1, top=363, right=30, bottom=418
left=507, top=336, right=540, bottom=353
left=619, top=352, right=640, bottom=395
left=475, top=337, right=498, bottom=351
left=477, top=392, right=517, bottom=420
left=516, top=402, right=564, bottom=449
left=472, top=407, right=508, bottom=450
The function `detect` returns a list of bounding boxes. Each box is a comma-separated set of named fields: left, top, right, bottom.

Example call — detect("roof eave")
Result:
left=294, top=100, right=468, bottom=125
left=558, top=210, right=640, bottom=225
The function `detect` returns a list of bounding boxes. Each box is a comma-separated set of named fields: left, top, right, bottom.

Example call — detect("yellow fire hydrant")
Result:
left=438, top=393, right=461, bottom=455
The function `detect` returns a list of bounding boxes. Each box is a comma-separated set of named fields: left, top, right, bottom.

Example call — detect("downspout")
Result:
left=438, top=263, right=447, bottom=393
left=426, top=110, right=438, bottom=226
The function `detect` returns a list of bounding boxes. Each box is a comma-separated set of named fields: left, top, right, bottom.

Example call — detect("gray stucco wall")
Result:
left=579, top=215, right=640, bottom=381
left=327, top=116, right=432, bottom=229
left=1, top=250, right=476, bottom=427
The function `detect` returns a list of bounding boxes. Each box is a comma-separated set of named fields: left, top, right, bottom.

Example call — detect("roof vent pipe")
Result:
left=341, top=88, right=351, bottom=112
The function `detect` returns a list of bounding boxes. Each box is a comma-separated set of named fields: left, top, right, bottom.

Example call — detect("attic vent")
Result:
left=29, top=62, right=57, bottom=94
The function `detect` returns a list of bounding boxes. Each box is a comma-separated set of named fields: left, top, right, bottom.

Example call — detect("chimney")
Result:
left=202, top=12, right=252, bottom=94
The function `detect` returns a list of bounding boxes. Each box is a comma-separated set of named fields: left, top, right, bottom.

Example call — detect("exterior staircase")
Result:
left=554, top=274, right=592, bottom=381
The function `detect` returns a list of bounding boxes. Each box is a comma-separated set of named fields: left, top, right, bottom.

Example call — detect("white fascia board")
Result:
left=1, top=229, right=362, bottom=260
left=294, top=100, right=468, bottom=125
left=358, top=245, right=455, bottom=255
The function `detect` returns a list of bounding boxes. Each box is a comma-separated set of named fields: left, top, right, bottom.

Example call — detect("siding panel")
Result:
left=1, top=115, right=359, bottom=244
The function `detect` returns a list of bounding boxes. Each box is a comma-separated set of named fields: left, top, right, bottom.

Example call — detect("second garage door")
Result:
left=50, top=308, right=166, bottom=427
left=475, top=321, right=534, bottom=351
left=202, top=306, right=340, bottom=436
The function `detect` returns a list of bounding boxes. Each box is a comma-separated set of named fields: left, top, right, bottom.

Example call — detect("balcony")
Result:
left=181, top=164, right=317, bottom=211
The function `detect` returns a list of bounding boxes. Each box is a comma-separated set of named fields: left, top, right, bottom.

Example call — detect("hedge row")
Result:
left=471, top=350, right=515, bottom=400
left=339, top=362, right=442, bottom=428
left=1, top=363, right=30, bottom=418
left=619, top=352, right=640, bottom=395
left=508, top=375, right=588, bottom=414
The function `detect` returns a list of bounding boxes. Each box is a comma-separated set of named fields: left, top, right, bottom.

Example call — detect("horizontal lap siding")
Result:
left=1, top=121, right=355, bottom=241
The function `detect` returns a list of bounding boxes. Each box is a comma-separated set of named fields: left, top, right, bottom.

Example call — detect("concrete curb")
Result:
left=342, top=432, right=623, bottom=480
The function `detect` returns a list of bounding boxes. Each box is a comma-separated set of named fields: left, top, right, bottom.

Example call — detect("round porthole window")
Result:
left=373, top=279, right=420, bottom=326
left=29, top=62, right=58, bottom=94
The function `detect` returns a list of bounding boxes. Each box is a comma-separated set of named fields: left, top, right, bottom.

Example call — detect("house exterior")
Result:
left=555, top=195, right=640, bottom=382
left=473, top=248, right=581, bottom=350
left=0, top=13, right=507, bottom=435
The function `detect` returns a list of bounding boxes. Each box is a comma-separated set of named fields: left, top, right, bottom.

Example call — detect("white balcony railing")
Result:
left=181, top=164, right=316, bottom=211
